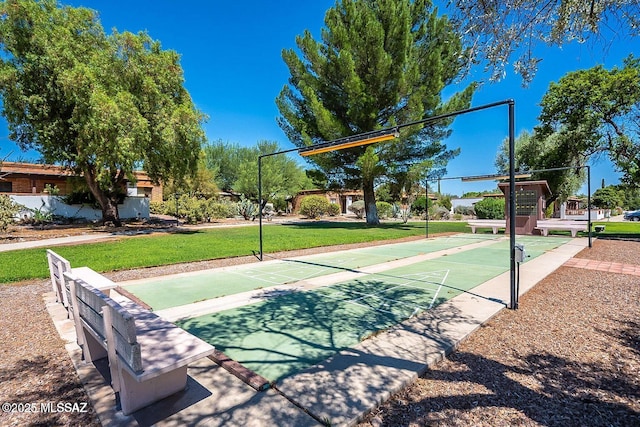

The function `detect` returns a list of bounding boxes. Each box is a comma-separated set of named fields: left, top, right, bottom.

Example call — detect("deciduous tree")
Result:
left=495, top=131, right=584, bottom=205
left=0, top=0, right=205, bottom=225
left=277, top=0, right=474, bottom=225
left=449, top=0, right=640, bottom=83
left=537, top=56, right=640, bottom=186
left=204, top=140, right=311, bottom=205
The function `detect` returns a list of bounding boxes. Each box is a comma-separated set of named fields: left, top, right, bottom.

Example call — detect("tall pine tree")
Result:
left=277, top=0, right=474, bottom=224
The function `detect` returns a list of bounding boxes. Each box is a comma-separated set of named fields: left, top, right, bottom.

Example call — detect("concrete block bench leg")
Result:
left=117, top=365, right=188, bottom=415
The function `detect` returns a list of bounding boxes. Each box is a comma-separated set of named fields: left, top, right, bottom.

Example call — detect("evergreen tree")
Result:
left=277, top=0, right=474, bottom=225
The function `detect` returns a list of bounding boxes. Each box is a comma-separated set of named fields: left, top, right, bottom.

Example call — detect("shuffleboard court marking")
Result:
left=124, top=234, right=509, bottom=313
left=320, top=269, right=451, bottom=316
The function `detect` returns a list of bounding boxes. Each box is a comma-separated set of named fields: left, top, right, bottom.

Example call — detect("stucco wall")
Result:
left=10, top=195, right=150, bottom=221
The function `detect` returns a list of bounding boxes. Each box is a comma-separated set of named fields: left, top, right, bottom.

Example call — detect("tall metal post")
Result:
left=425, top=176, right=429, bottom=239
left=508, top=100, right=517, bottom=309
left=258, top=156, right=263, bottom=261
left=587, top=165, right=592, bottom=248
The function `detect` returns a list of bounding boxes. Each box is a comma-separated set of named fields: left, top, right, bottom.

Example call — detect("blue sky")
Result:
left=1, top=0, right=637, bottom=196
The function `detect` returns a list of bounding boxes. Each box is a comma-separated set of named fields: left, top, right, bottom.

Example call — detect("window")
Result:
left=0, top=181, right=12, bottom=192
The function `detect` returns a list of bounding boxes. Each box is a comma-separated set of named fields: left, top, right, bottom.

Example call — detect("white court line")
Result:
left=236, top=256, right=368, bottom=284
left=428, top=269, right=450, bottom=309
left=321, top=270, right=449, bottom=316
left=323, top=291, right=425, bottom=316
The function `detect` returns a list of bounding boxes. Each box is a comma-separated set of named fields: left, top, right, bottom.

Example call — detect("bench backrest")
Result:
left=46, top=249, right=71, bottom=307
left=69, top=273, right=143, bottom=373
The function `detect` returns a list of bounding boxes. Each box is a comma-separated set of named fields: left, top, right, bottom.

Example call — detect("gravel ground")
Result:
left=0, top=237, right=638, bottom=427
left=358, top=238, right=640, bottom=427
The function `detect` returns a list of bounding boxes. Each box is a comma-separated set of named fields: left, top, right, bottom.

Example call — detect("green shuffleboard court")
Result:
left=173, top=235, right=570, bottom=382
left=123, top=234, right=500, bottom=310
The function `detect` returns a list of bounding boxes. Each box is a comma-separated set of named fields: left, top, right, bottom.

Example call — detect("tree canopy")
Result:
left=0, top=0, right=205, bottom=225
left=277, top=0, right=474, bottom=225
left=495, top=131, right=585, bottom=205
left=449, top=0, right=640, bottom=83
left=537, top=56, right=640, bottom=186
left=203, top=140, right=311, bottom=204
left=592, top=186, right=624, bottom=210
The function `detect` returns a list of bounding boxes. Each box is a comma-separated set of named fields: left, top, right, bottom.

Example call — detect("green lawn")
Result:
left=0, top=221, right=468, bottom=283
left=591, top=220, right=640, bottom=237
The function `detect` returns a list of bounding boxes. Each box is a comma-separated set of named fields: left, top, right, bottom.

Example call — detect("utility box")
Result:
left=514, top=243, right=526, bottom=263
left=499, top=181, right=552, bottom=235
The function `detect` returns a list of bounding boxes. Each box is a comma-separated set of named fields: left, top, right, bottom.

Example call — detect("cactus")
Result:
left=237, top=195, right=258, bottom=221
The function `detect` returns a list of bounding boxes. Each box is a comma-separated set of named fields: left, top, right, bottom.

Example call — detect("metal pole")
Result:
left=425, top=176, right=429, bottom=238
left=258, top=156, right=263, bottom=261
left=587, top=165, right=592, bottom=248
left=508, top=100, right=517, bottom=310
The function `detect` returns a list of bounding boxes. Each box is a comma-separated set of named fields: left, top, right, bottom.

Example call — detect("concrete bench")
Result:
left=467, top=220, right=506, bottom=234
left=535, top=221, right=588, bottom=238
left=63, top=270, right=215, bottom=415
left=46, top=249, right=116, bottom=311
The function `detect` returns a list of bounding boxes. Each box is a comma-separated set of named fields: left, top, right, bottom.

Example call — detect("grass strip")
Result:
left=0, top=221, right=468, bottom=283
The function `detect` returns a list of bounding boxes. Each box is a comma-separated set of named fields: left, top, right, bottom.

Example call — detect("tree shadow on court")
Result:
left=178, top=278, right=454, bottom=382
left=367, top=320, right=640, bottom=427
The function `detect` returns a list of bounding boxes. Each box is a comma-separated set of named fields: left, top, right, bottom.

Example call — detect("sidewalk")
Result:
left=45, top=236, right=588, bottom=426
left=0, top=233, right=115, bottom=252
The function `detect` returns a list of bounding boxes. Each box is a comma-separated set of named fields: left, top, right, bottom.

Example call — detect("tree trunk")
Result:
left=100, top=197, right=121, bottom=227
left=363, top=175, right=379, bottom=225
left=83, top=167, right=123, bottom=227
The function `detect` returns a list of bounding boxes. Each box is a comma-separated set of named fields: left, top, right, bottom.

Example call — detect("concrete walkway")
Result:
left=0, top=233, right=115, bottom=252
left=45, top=236, right=589, bottom=427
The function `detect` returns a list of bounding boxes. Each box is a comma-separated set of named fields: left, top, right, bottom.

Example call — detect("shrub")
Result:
left=205, top=200, right=236, bottom=220
left=437, top=194, right=452, bottom=211
left=429, top=205, right=450, bottom=220
left=348, top=200, right=366, bottom=219
left=453, top=205, right=475, bottom=216
left=452, top=213, right=463, bottom=221
left=376, top=201, right=393, bottom=219
left=271, top=196, right=288, bottom=213
left=474, top=197, right=505, bottom=219
left=0, top=195, right=20, bottom=232
left=411, top=196, right=427, bottom=215
left=150, top=201, right=165, bottom=214
left=327, top=203, right=341, bottom=216
left=299, top=195, right=330, bottom=219
left=176, top=195, right=205, bottom=224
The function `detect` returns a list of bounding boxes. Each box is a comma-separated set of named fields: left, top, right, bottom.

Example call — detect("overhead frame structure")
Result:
left=258, top=99, right=520, bottom=309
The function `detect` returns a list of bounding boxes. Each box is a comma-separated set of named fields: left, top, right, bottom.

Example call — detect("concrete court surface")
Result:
left=45, top=236, right=588, bottom=427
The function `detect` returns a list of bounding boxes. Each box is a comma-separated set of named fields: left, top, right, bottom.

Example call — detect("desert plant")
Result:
left=327, top=203, right=341, bottom=216
left=429, top=205, right=450, bottom=220
left=205, top=199, right=236, bottom=220
left=348, top=200, right=366, bottom=219
left=299, top=195, right=330, bottom=219
left=453, top=205, right=475, bottom=216
left=0, top=195, right=20, bottom=232
left=376, top=201, right=393, bottom=219
left=237, top=195, right=258, bottom=221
